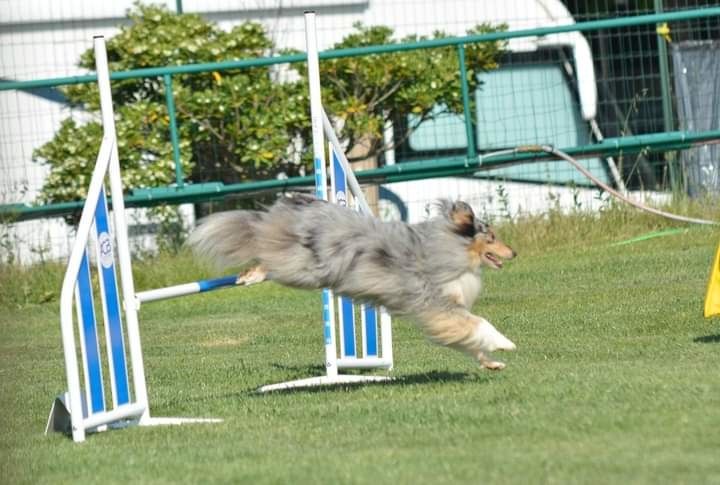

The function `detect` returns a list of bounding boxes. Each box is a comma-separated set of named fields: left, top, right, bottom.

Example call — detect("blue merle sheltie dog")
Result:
left=188, top=194, right=517, bottom=369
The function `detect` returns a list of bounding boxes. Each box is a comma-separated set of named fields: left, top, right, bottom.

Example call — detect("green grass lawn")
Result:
left=1, top=216, right=719, bottom=484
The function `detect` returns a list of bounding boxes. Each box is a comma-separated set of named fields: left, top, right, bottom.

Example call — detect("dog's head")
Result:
left=446, top=201, right=516, bottom=270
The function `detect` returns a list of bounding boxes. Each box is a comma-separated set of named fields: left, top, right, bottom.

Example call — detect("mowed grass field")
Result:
left=1, top=209, right=720, bottom=484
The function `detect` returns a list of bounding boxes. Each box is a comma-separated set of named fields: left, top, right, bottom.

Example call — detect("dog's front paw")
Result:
left=477, top=352, right=507, bottom=370
left=482, top=360, right=506, bottom=371
left=236, top=265, right=267, bottom=286
left=475, top=318, right=516, bottom=353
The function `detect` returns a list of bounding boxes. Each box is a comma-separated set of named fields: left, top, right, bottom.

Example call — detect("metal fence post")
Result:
left=163, top=74, right=184, bottom=188
left=457, top=44, right=477, bottom=161
left=654, top=0, right=679, bottom=192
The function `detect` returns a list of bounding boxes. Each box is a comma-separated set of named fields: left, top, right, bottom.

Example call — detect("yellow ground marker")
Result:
left=705, top=241, right=720, bottom=318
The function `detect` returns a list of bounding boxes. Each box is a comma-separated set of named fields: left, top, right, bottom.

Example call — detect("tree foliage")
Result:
left=33, top=3, right=505, bottom=208
left=315, top=23, right=506, bottom=160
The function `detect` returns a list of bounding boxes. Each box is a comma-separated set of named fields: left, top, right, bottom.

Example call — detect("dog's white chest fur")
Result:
left=443, top=271, right=483, bottom=308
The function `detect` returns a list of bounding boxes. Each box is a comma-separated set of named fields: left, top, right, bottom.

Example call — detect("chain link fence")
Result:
left=1, top=1, right=718, bottom=264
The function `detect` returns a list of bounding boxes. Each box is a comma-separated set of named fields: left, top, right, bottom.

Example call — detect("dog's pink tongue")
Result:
left=486, top=253, right=502, bottom=268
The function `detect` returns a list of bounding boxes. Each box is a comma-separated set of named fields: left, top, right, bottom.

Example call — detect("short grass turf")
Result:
left=2, top=225, right=720, bottom=484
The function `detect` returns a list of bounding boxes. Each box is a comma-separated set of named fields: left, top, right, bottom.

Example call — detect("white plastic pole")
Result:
left=93, top=36, right=151, bottom=419
left=380, top=309, right=393, bottom=370
left=136, top=282, right=206, bottom=304
left=82, top=402, right=145, bottom=430
left=304, top=11, right=338, bottom=379
left=335, top=357, right=393, bottom=369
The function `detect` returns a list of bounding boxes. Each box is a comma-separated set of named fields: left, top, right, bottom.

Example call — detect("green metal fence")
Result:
left=1, top=6, right=720, bottom=222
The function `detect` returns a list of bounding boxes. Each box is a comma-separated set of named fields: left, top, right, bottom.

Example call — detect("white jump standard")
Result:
left=47, top=36, right=221, bottom=443
left=256, top=11, right=393, bottom=392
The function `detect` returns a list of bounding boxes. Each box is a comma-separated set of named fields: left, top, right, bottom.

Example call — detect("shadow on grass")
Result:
left=694, top=334, right=720, bottom=344
left=244, top=366, right=491, bottom=396
left=269, top=362, right=326, bottom=375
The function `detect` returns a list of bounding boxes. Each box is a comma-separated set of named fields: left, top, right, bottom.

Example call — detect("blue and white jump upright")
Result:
left=330, top=147, right=394, bottom=371
left=256, top=12, right=394, bottom=392
left=47, top=36, right=222, bottom=443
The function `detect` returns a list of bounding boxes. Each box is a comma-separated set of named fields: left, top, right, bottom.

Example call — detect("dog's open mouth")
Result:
left=483, top=252, right=503, bottom=269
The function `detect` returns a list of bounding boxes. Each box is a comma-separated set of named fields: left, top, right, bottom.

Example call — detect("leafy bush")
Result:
left=35, top=3, right=306, bottom=204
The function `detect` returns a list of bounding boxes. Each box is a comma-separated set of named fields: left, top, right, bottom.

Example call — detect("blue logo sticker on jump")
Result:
left=97, top=231, right=113, bottom=269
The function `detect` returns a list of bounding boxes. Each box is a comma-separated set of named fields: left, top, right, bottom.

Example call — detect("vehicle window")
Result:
left=406, top=63, right=610, bottom=185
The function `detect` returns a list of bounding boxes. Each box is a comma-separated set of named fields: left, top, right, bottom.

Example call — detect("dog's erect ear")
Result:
left=449, top=201, right=476, bottom=238
left=476, top=220, right=490, bottom=235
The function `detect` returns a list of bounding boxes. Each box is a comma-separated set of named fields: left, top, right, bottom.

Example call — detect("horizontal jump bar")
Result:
left=136, top=275, right=239, bottom=304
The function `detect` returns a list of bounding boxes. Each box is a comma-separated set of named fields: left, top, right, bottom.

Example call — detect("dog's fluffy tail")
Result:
left=186, top=210, right=262, bottom=269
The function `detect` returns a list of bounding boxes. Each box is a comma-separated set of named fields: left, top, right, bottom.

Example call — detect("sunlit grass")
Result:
left=1, top=206, right=719, bottom=484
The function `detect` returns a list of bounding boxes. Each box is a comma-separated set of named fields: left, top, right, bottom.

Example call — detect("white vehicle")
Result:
left=364, top=1, right=621, bottom=222
left=234, top=0, right=621, bottom=221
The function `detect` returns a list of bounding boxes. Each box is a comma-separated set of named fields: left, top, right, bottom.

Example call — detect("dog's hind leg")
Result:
left=420, top=308, right=515, bottom=370
left=236, top=264, right=268, bottom=286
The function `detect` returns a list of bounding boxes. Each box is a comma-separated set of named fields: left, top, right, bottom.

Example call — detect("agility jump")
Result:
left=46, top=36, right=226, bottom=443
left=48, top=12, right=393, bottom=442
left=257, top=12, right=393, bottom=392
